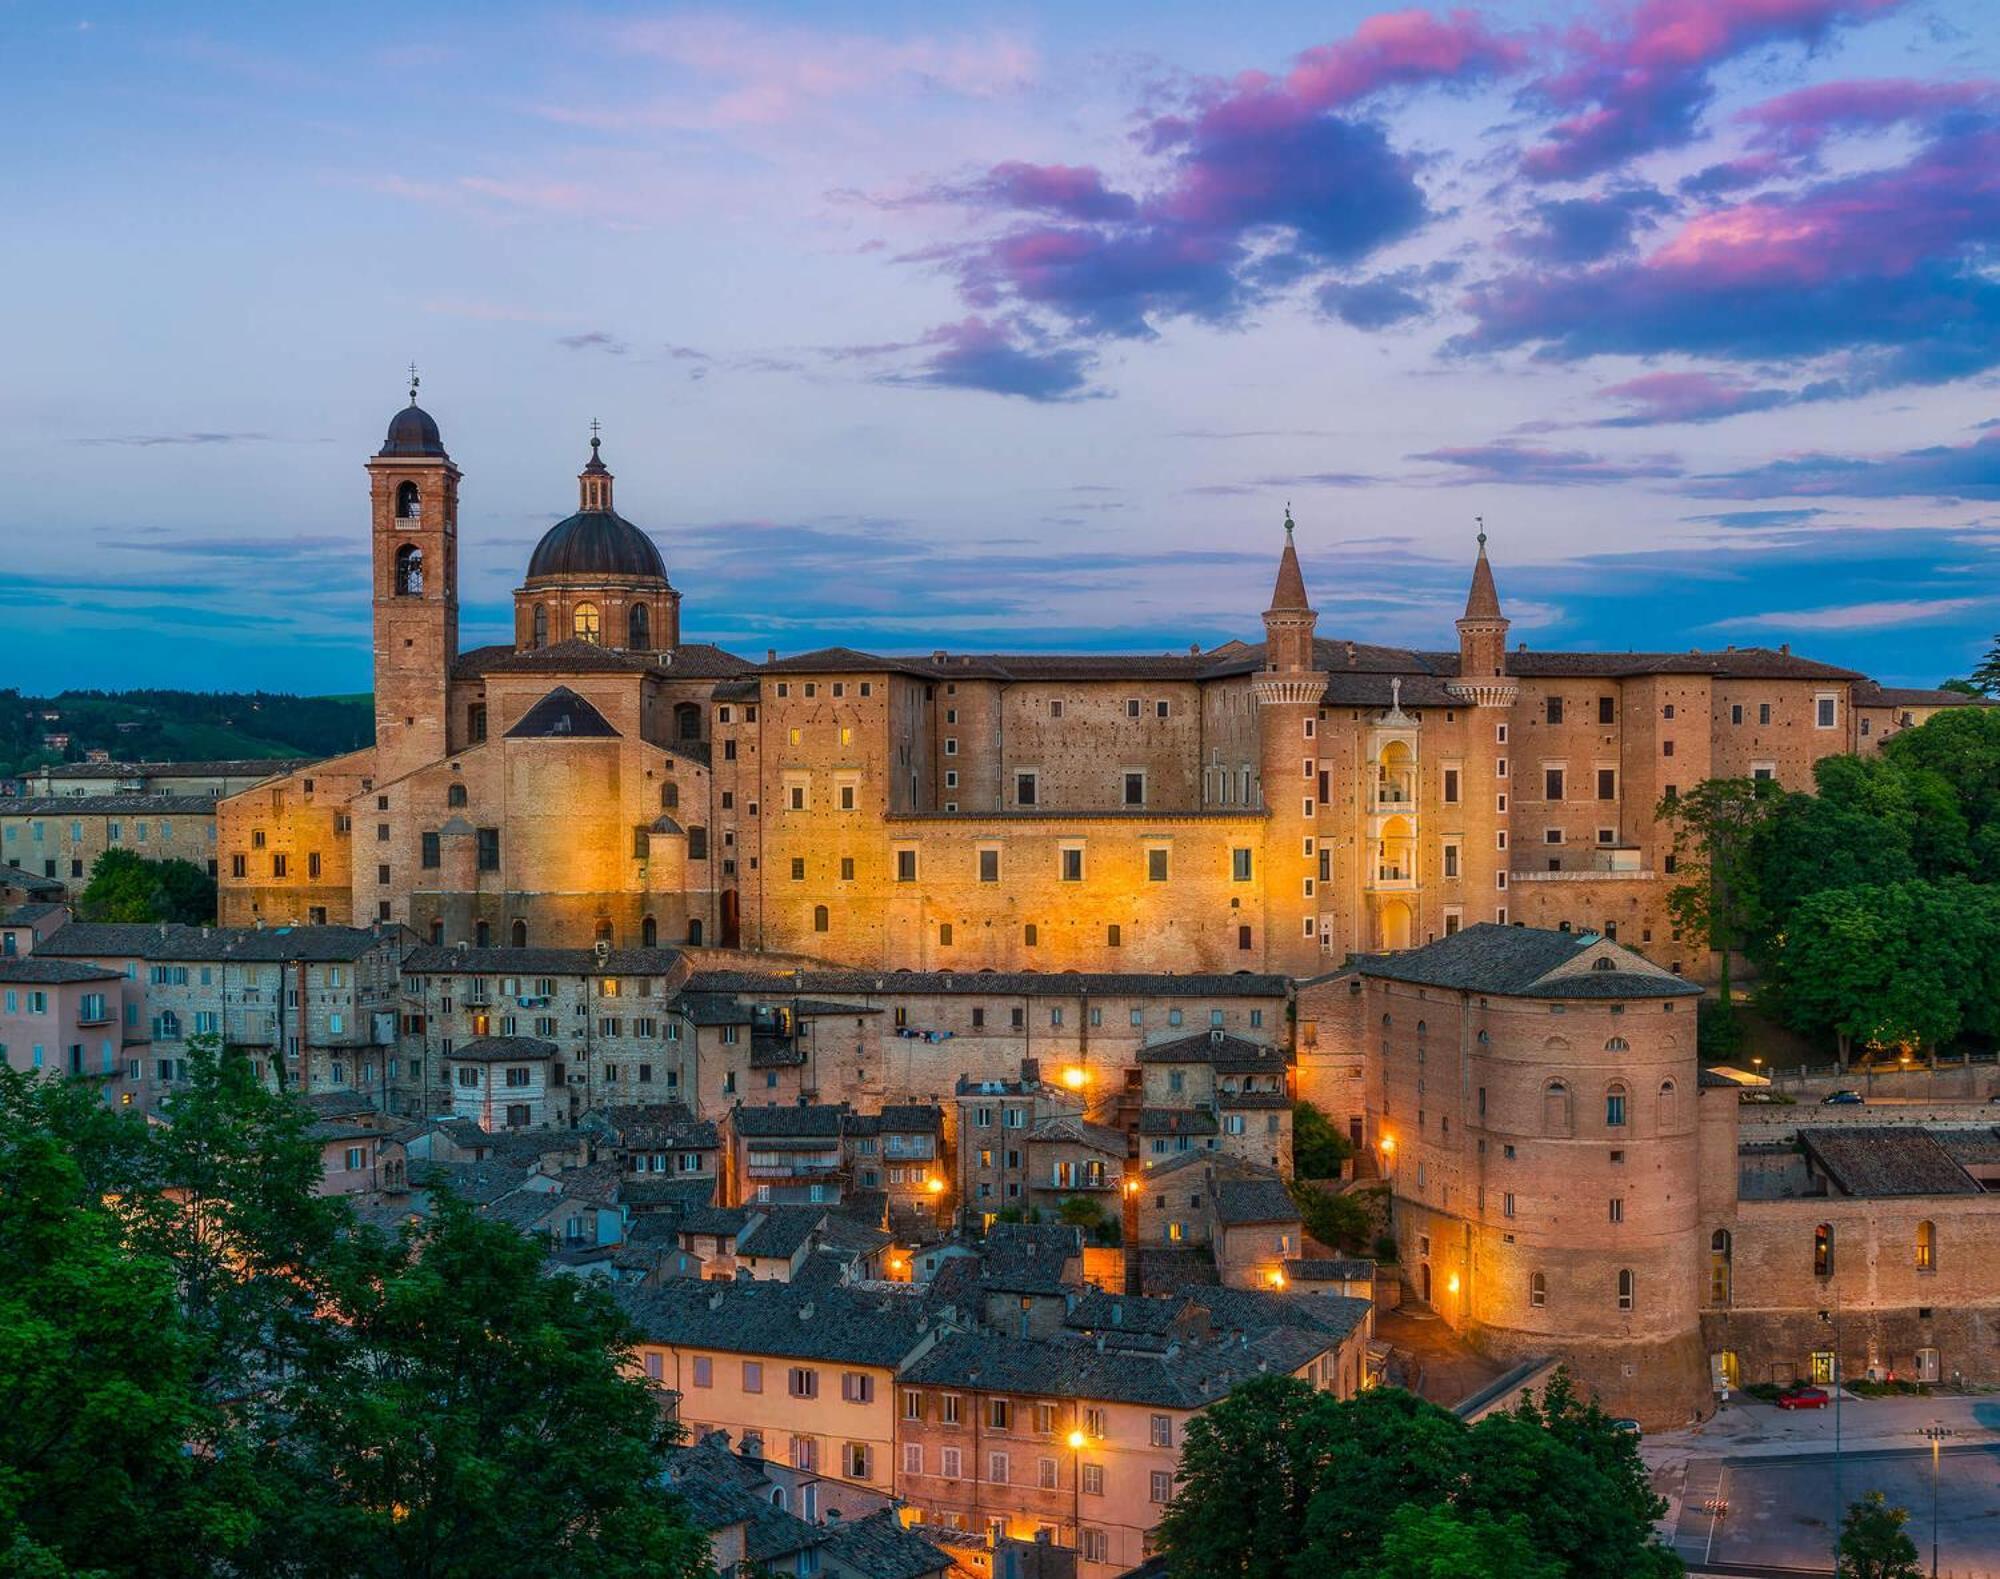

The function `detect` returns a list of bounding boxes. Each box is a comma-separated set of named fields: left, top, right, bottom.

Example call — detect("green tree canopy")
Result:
left=78, top=847, right=217, bottom=925
left=1837, top=1490, right=1922, bottom=1579
left=1657, top=776, right=1780, bottom=1008
left=1158, top=1371, right=1678, bottom=1579
left=1292, top=1099, right=1354, bottom=1179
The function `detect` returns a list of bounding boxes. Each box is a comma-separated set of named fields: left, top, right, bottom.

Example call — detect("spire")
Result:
left=1267, top=504, right=1311, bottom=613
left=1463, top=517, right=1502, bottom=621
left=578, top=421, right=613, bottom=511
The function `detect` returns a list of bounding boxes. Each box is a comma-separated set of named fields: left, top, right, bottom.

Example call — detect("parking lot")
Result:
left=1664, top=1407, right=2000, bottom=1575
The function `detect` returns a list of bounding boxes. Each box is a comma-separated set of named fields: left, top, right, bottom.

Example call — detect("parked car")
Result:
left=1820, top=1090, right=1865, bottom=1106
left=1775, top=1384, right=1831, bottom=1410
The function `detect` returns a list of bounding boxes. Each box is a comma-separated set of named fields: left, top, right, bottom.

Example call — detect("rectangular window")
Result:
left=896, top=849, right=917, bottom=882
left=1082, top=1464, right=1105, bottom=1496
left=1544, top=767, right=1565, bottom=801
left=1598, top=696, right=1615, bottom=724
left=1545, top=696, right=1563, bottom=724
left=742, top=1361, right=763, bottom=1393
left=692, top=1356, right=712, bottom=1388
left=1442, top=843, right=1459, bottom=879
left=1060, top=847, right=1084, bottom=882
left=1123, top=771, right=1145, bottom=806
left=1759, top=702, right=1772, bottom=724
left=475, top=827, right=500, bottom=871
left=1816, top=694, right=1838, bottom=729
left=1442, top=767, right=1460, bottom=804
left=788, top=1366, right=818, bottom=1398
left=1608, top=1198, right=1624, bottom=1224
left=1231, top=847, right=1252, bottom=882
left=979, top=848, right=1000, bottom=883
left=1151, top=1470, right=1173, bottom=1503
left=1015, top=771, right=1038, bottom=806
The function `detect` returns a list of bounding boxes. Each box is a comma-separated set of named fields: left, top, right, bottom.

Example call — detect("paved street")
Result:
left=1646, top=1393, right=2000, bottom=1576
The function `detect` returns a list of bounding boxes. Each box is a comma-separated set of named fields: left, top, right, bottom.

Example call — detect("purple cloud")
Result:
left=1521, top=0, right=1905, bottom=183
left=908, top=10, right=1520, bottom=357
left=1503, top=184, right=1674, bottom=264
left=1459, top=112, right=2000, bottom=395
left=880, top=317, right=1100, bottom=402
left=1736, top=76, right=1999, bottom=159
left=1686, top=429, right=2000, bottom=499
left=1410, top=441, right=1683, bottom=485
left=1316, top=259, right=1461, bottom=327
left=1592, top=371, right=1793, bottom=426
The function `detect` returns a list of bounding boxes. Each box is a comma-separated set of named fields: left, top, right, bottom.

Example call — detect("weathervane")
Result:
left=407, top=362, right=420, bottom=405
left=1475, top=513, right=1486, bottom=547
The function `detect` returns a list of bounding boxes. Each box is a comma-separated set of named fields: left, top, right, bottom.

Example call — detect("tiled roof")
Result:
left=0, top=957, right=121, bottom=984
left=1213, top=1178, right=1300, bottom=1226
left=1282, top=1257, right=1376, bottom=1283
left=750, top=1032, right=805, bottom=1068
left=1854, top=681, right=1994, bottom=708
left=1799, top=1127, right=1983, bottom=1197
left=412, top=1158, right=537, bottom=1205
left=615, top=1280, right=942, bottom=1367
left=1027, top=1113, right=1128, bottom=1155
left=819, top=1510, right=952, bottom=1579
left=1063, top=1290, right=1202, bottom=1337
left=1217, top=1089, right=1292, bottom=1110
left=1932, top=1128, right=2000, bottom=1166
left=899, top=1328, right=1333, bottom=1409
left=504, top=685, right=620, bottom=739
left=0, top=873, right=68, bottom=899
left=447, top=1035, right=557, bottom=1062
left=37, top=921, right=395, bottom=963
left=1196, top=1287, right=1371, bottom=1341
left=1136, top=1247, right=1219, bottom=1293
left=28, top=756, right=301, bottom=779
left=2, top=901, right=67, bottom=924
left=730, top=1102, right=847, bottom=1138
left=1356, top=922, right=1699, bottom=999
left=456, top=639, right=753, bottom=680
left=3, top=795, right=220, bottom=815
left=582, top=1101, right=718, bottom=1150
left=299, top=1090, right=381, bottom=1122
left=736, top=1205, right=829, bottom=1261
left=1136, top=1030, right=1288, bottom=1071
left=678, top=1205, right=752, bottom=1238
left=401, top=944, right=687, bottom=978
left=1416, top=646, right=1862, bottom=681
left=683, top=967, right=1288, bottom=999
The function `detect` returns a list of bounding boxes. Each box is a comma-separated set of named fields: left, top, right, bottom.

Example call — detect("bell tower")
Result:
left=1254, top=509, right=1329, bottom=972
left=367, top=370, right=460, bottom=784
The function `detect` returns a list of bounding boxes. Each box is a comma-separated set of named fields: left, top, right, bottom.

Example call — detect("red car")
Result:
left=1775, top=1385, right=1831, bottom=1410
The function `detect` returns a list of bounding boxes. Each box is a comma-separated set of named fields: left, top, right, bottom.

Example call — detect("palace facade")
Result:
left=215, top=395, right=1962, bottom=977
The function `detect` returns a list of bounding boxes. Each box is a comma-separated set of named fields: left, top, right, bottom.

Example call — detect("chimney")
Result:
left=708, top=1289, right=724, bottom=1310
left=1780, top=643, right=1791, bottom=655
left=798, top=1300, right=815, bottom=1322
left=766, top=649, right=777, bottom=663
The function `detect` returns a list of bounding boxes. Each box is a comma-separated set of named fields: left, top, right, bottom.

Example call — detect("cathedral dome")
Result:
left=379, top=402, right=446, bottom=458
left=526, top=509, right=667, bottom=580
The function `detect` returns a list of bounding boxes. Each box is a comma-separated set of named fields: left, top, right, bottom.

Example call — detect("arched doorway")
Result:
left=641, top=914, right=658, bottom=948
left=510, top=918, right=527, bottom=948
left=1379, top=899, right=1413, bottom=951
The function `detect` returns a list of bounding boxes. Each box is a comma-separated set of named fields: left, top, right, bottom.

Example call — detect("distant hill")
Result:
left=0, top=689, right=373, bottom=779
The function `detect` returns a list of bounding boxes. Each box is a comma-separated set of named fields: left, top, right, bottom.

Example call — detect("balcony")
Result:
left=1368, top=867, right=1417, bottom=892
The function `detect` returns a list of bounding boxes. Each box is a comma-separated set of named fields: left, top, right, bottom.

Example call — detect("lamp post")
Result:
left=1820, top=1298, right=1842, bottom=1572
left=1922, top=1424, right=1952, bottom=1579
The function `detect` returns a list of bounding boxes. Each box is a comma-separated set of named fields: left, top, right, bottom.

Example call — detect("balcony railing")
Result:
left=1368, top=868, right=1418, bottom=892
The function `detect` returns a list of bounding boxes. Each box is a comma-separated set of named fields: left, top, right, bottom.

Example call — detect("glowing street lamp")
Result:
left=925, top=1176, right=945, bottom=1196
left=1062, top=1065, right=1088, bottom=1090
left=1267, top=1269, right=1287, bottom=1289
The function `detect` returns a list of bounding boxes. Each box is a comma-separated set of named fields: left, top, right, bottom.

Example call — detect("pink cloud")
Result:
left=1736, top=76, right=1999, bottom=155
left=1279, top=8, right=1526, bottom=109
left=1594, top=371, right=1792, bottom=425
left=1523, top=0, right=1906, bottom=181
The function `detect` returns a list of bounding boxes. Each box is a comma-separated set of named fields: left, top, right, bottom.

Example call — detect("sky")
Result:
left=3, top=0, right=1998, bottom=695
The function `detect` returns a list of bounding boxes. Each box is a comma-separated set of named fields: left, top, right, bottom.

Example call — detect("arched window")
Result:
left=394, top=543, right=423, bottom=596
left=1605, top=1082, right=1628, bottom=1128
left=395, top=481, right=420, bottom=519
left=428, top=919, right=443, bottom=944
left=475, top=920, right=491, bottom=948
left=1814, top=1223, right=1835, bottom=1278
left=447, top=783, right=467, bottom=808
left=641, top=915, right=658, bottom=948
left=1617, top=1269, right=1635, bottom=1311
left=662, top=782, right=679, bottom=810
left=1604, top=1036, right=1629, bottom=1052
left=1592, top=956, right=1616, bottom=971
left=1710, top=1229, right=1732, bottom=1306
left=531, top=604, right=548, bottom=648
left=1381, top=1013, right=1392, bottom=1026
left=675, top=702, right=702, bottom=743
left=594, top=918, right=614, bottom=945
left=573, top=602, right=601, bottom=643
left=687, top=919, right=704, bottom=946
left=1916, top=1219, right=1936, bottom=1273
left=814, top=905, right=830, bottom=933
left=1658, top=1078, right=1679, bottom=1131
left=628, top=603, right=650, bottom=651
left=1529, top=1271, right=1546, bottom=1308
left=1542, top=1079, right=1572, bottom=1136
left=510, top=919, right=527, bottom=948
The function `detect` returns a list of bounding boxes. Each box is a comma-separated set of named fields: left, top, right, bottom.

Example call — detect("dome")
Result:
left=380, top=403, right=446, bottom=458
left=526, top=510, right=668, bottom=581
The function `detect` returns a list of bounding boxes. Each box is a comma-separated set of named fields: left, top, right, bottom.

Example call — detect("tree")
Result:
left=261, top=1195, right=711, bottom=1579
left=1837, top=1491, right=1922, bottom=1579
left=0, top=1073, right=219, bottom=1577
left=1362, top=1503, right=1560, bottom=1579
left=1969, top=636, right=2000, bottom=698
left=1159, top=1372, right=1681, bottom=1579
left=78, top=847, right=217, bottom=925
left=1290, top=1179, right=1375, bottom=1254
left=1292, top=1100, right=1354, bottom=1179
left=1657, top=777, right=1780, bottom=1011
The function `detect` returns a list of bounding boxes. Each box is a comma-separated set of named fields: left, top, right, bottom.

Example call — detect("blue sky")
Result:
left=4, top=0, right=1997, bottom=693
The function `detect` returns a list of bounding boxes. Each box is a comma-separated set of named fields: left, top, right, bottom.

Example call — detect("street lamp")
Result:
left=1922, top=1424, right=1952, bottom=1579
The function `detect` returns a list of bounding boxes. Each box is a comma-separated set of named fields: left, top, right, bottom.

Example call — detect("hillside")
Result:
left=1, top=689, right=373, bottom=778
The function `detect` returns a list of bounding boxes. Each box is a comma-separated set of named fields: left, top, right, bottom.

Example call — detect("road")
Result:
left=1643, top=1392, right=2000, bottom=1576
